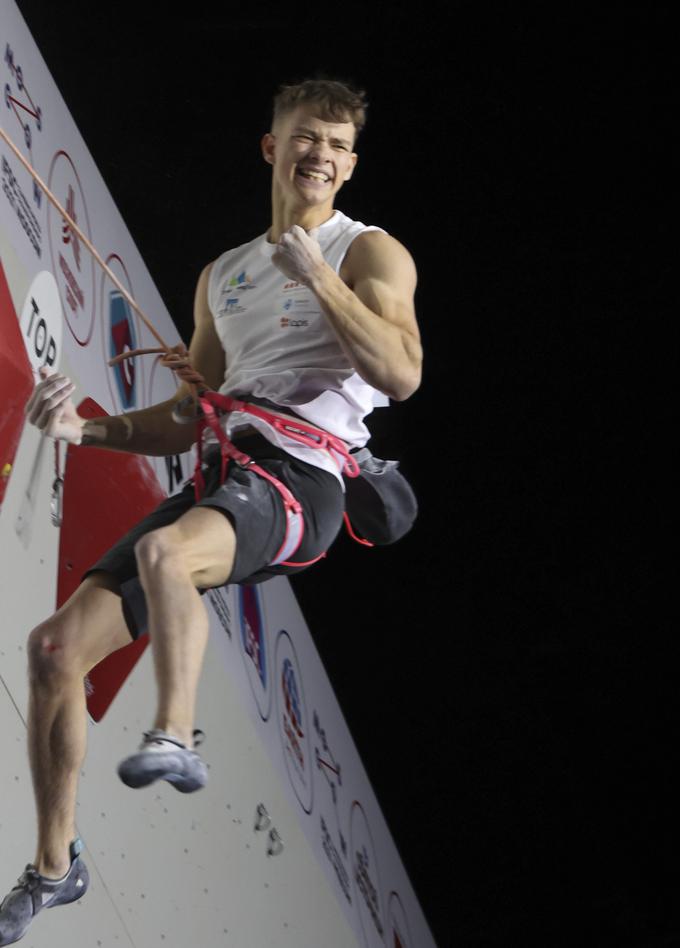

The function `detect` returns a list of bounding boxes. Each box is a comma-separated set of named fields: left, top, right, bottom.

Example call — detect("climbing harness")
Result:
left=193, top=391, right=361, bottom=566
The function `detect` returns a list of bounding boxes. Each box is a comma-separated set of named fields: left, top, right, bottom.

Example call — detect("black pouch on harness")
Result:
left=343, top=448, right=418, bottom=545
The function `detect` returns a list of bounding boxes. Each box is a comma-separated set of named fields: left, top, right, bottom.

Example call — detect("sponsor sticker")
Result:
left=239, top=585, right=272, bottom=721
left=2, top=44, right=43, bottom=255
left=99, top=254, right=142, bottom=413
left=314, top=708, right=351, bottom=904
left=3, top=43, right=43, bottom=161
left=1, top=154, right=42, bottom=257
left=275, top=629, right=313, bottom=813
left=47, top=151, right=95, bottom=345
left=351, top=800, right=385, bottom=948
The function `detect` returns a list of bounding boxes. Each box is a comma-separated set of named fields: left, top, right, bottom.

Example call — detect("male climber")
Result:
left=0, top=78, right=421, bottom=945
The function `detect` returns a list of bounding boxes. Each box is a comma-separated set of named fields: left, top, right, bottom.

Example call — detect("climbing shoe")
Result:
left=117, top=729, right=208, bottom=792
left=0, top=838, right=89, bottom=946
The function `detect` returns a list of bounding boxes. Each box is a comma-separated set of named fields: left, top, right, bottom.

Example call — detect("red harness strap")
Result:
left=193, top=393, right=362, bottom=567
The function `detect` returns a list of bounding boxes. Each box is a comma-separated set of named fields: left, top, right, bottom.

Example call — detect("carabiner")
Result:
left=50, top=475, right=63, bottom=527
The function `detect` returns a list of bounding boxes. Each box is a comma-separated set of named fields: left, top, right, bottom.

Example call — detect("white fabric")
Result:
left=206, top=210, right=387, bottom=484
left=270, top=508, right=304, bottom=565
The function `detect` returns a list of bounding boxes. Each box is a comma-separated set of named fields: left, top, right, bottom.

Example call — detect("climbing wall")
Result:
left=0, top=4, right=436, bottom=947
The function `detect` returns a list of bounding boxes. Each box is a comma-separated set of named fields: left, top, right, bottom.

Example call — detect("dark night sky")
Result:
left=13, top=4, right=673, bottom=946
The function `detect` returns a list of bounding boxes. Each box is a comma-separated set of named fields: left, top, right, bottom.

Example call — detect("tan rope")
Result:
left=0, top=124, right=207, bottom=402
left=110, top=345, right=208, bottom=390
left=0, top=124, right=170, bottom=353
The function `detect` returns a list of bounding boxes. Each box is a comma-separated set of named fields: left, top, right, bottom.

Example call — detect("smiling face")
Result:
left=262, top=105, right=358, bottom=218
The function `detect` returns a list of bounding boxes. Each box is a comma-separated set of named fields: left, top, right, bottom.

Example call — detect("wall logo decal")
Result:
left=99, top=253, right=143, bottom=414
left=47, top=150, right=95, bottom=345
left=239, top=585, right=272, bottom=721
left=276, top=630, right=313, bottom=814
left=351, top=800, right=385, bottom=948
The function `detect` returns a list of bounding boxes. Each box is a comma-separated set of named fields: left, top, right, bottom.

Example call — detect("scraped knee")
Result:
left=27, top=616, right=83, bottom=685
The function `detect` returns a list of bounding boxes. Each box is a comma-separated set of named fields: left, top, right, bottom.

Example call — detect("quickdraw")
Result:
left=50, top=439, right=64, bottom=527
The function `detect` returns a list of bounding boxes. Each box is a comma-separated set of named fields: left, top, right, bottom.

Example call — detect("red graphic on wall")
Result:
left=56, top=397, right=167, bottom=721
left=0, top=258, right=34, bottom=512
left=4, top=43, right=43, bottom=166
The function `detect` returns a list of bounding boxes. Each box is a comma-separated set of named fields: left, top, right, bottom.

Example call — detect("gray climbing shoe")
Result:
left=117, top=729, right=208, bottom=792
left=0, top=839, right=89, bottom=946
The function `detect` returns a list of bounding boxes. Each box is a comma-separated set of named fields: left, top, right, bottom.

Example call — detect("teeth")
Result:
left=298, top=169, right=329, bottom=182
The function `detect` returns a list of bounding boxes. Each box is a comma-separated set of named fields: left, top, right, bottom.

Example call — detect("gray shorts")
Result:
left=85, top=433, right=344, bottom=640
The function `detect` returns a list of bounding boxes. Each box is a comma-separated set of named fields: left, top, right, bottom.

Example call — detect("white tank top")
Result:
left=207, top=210, right=387, bottom=483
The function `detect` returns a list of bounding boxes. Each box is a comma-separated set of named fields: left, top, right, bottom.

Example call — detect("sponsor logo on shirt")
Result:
left=282, top=280, right=304, bottom=292
left=280, top=316, right=309, bottom=328
left=226, top=270, right=256, bottom=292
left=217, top=296, right=247, bottom=317
left=281, top=292, right=319, bottom=324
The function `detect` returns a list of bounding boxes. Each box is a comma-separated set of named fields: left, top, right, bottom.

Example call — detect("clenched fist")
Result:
left=25, top=367, right=84, bottom=444
left=271, top=225, right=325, bottom=285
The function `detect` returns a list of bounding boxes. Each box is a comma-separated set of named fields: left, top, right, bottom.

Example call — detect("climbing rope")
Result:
left=0, top=124, right=203, bottom=402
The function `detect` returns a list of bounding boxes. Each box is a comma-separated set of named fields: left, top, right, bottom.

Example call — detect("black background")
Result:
left=12, top=4, right=673, bottom=946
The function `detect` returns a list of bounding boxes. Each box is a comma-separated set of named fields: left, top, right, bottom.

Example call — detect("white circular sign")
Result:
left=19, top=269, right=63, bottom=377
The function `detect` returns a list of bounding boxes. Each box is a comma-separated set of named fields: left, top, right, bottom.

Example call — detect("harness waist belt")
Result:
left=193, top=392, right=360, bottom=568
